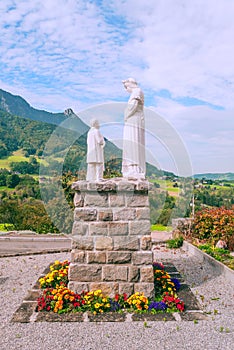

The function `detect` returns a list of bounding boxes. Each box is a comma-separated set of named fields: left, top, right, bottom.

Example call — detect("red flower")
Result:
left=73, top=302, right=80, bottom=307
left=123, top=293, right=128, bottom=301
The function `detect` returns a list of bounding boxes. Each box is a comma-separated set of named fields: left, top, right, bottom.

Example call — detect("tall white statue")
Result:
left=86, top=119, right=105, bottom=181
left=122, top=78, right=146, bottom=179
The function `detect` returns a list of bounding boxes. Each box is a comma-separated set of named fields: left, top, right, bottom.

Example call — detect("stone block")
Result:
left=71, top=250, right=86, bottom=263
left=74, top=208, right=97, bottom=221
left=84, top=193, right=108, bottom=207
left=72, top=236, right=94, bottom=250
left=113, top=236, right=139, bottom=251
left=68, top=282, right=88, bottom=294
left=98, top=209, right=113, bottom=221
left=135, top=181, right=151, bottom=192
left=73, top=192, right=84, bottom=207
left=89, top=282, right=119, bottom=297
left=95, top=236, right=113, bottom=250
left=136, top=208, right=150, bottom=220
left=117, top=181, right=136, bottom=191
left=132, top=251, right=153, bottom=265
left=140, top=266, right=154, bottom=282
left=129, top=220, right=151, bottom=235
left=87, top=252, right=106, bottom=264
left=72, top=221, right=89, bottom=236
left=107, top=252, right=132, bottom=264
left=126, top=194, right=149, bottom=207
left=103, top=266, right=128, bottom=281
left=113, top=208, right=136, bottom=221
left=69, top=264, right=102, bottom=282
left=109, top=222, right=128, bottom=236
left=109, top=194, right=125, bottom=207
left=128, top=266, right=140, bottom=282
left=89, top=222, right=108, bottom=236
left=87, top=181, right=117, bottom=192
left=119, top=283, right=134, bottom=296
left=140, top=235, right=152, bottom=250
left=134, top=283, right=155, bottom=298
left=72, top=181, right=88, bottom=191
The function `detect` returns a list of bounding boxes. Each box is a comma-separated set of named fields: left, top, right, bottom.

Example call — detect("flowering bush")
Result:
left=39, top=260, right=69, bottom=289
left=126, top=292, right=149, bottom=311
left=153, top=262, right=165, bottom=271
left=37, top=287, right=87, bottom=313
left=154, top=268, right=177, bottom=296
left=162, top=292, right=185, bottom=312
left=36, top=260, right=185, bottom=315
left=83, top=290, right=111, bottom=314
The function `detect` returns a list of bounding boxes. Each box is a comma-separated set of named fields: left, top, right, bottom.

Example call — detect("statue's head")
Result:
left=122, top=78, right=138, bottom=91
left=90, top=118, right=100, bottom=128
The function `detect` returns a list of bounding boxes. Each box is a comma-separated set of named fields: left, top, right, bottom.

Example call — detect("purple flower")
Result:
left=153, top=262, right=165, bottom=271
left=171, top=278, right=181, bottom=291
left=149, top=301, right=168, bottom=311
left=110, top=300, right=121, bottom=312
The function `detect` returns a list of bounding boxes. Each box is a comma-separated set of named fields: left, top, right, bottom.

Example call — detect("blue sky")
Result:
left=0, top=0, right=234, bottom=174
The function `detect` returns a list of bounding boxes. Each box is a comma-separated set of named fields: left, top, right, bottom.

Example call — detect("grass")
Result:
left=0, top=186, right=12, bottom=191
left=151, top=224, right=172, bottom=232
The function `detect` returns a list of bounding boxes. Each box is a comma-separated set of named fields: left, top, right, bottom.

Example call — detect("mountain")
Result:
left=194, top=173, right=234, bottom=181
left=0, top=88, right=85, bottom=127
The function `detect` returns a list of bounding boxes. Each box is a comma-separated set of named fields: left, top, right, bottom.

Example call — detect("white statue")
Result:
left=86, top=119, right=105, bottom=181
left=122, top=78, right=146, bottom=179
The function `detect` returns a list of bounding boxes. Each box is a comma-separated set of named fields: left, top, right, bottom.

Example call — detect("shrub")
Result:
left=192, top=206, right=234, bottom=249
left=167, top=236, right=184, bottom=249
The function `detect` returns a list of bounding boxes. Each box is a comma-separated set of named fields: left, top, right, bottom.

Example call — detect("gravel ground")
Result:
left=0, top=248, right=233, bottom=350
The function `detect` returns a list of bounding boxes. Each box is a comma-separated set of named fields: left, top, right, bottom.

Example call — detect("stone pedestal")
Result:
left=68, top=178, right=154, bottom=297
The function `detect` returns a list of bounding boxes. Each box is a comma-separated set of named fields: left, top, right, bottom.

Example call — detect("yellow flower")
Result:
left=94, top=303, right=100, bottom=309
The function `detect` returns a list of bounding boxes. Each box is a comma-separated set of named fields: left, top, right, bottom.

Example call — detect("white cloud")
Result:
left=153, top=99, right=234, bottom=173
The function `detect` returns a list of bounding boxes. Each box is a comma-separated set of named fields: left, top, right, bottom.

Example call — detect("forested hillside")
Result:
left=0, top=110, right=56, bottom=158
left=0, top=88, right=67, bottom=125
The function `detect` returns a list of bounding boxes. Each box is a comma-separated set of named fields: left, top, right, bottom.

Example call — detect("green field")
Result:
left=150, top=179, right=180, bottom=196
left=0, top=149, right=48, bottom=170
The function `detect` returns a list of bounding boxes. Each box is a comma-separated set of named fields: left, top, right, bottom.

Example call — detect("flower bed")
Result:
left=36, top=260, right=185, bottom=315
left=196, top=244, right=234, bottom=270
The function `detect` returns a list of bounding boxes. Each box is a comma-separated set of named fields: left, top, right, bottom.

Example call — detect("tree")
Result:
left=6, top=173, right=20, bottom=188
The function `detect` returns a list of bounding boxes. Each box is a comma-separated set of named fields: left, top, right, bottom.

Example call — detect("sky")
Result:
left=0, top=0, right=234, bottom=175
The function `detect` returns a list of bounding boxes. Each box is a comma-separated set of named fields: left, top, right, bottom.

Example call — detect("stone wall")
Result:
left=68, top=178, right=154, bottom=297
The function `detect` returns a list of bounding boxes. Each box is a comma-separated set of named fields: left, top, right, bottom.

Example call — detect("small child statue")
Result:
left=86, top=119, right=105, bottom=181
